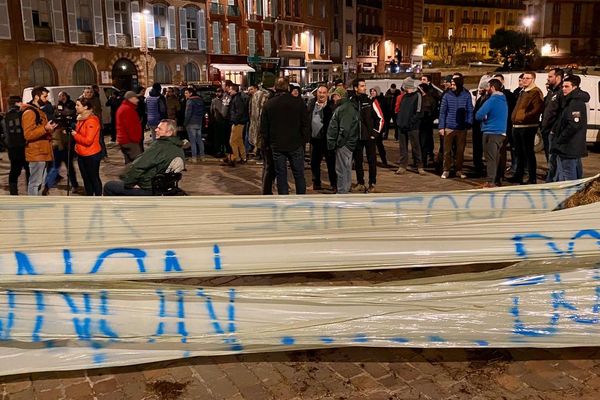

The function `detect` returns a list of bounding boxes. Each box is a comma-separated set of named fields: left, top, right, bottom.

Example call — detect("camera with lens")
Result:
left=52, top=114, right=75, bottom=128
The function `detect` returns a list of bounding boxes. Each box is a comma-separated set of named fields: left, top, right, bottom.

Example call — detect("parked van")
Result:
left=477, top=72, right=600, bottom=146
left=22, top=85, right=119, bottom=128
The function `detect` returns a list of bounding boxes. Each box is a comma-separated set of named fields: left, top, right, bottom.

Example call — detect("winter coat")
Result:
left=229, top=92, right=249, bottom=125
left=166, top=96, right=180, bottom=120
left=184, top=96, right=204, bottom=127
left=249, top=89, right=270, bottom=145
left=327, top=98, right=360, bottom=151
left=73, top=112, right=102, bottom=157
left=540, top=83, right=563, bottom=135
left=511, top=86, right=544, bottom=127
left=354, top=93, right=383, bottom=140
left=550, top=88, right=589, bottom=159
left=261, top=91, right=310, bottom=152
left=146, top=90, right=167, bottom=126
left=475, top=92, right=508, bottom=135
left=439, top=89, right=473, bottom=131
left=307, top=97, right=334, bottom=140
left=122, top=135, right=185, bottom=190
left=396, top=91, right=423, bottom=131
left=22, top=104, right=53, bottom=162
left=116, top=100, right=142, bottom=145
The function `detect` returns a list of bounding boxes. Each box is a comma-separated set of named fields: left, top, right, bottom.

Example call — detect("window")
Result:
left=346, top=44, right=352, bottom=58
left=308, top=30, right=314, bottom=54
left=184, top=62, right=199, bottom=82
left=473, top=11, right=478, bottom=21
left=345, top=19, right=352, bottom=34
left=571, top=40, right=579, bottom=54
left=423, top=27, right=428, bottom=37
left=496, top=12, right=501, bottom=24
left=483, top=11, right=488, bottom=22
left=435, top=27, right=440, bottom=37
left=482, top=46, right=487, bottom=56
left=212, top=21, right=221, bottom=53
left=473, top=28, right=477, bottom=38
left=248, top=28, right=256, bottom=55
left=461, top=27, right=467, bottom=37
left=77, top=0, right=92, bottom=32
left=434, top=9, right=440, bottom=19
left=31, top=0, right=51, bottom=27
left=186, top=7, right=197, bottom=40
left=463, top=10, right=468, bottom=20
left=263, top=30, right=271, bottom=56
left=321, top=1, right=326, bottom=18
left=461, top=46, right=466, bottom=53
left=114, top=1, right=129, bottom=35
left=449, top=10, right=454, bottom=23
left=572, top=3, right=581, bottom=34
left=346, top=0, right=352, bottom=7
left=29, top=58, right=55, bottom=86
left=308, top=0, right=313, bottom=16
left=434, top=46, right=439, bottom=56
left=153, top=4, right=167, bottom=37
left=319, top=30, right=325, bottom=54
left=154, top=62, right=171, bottom=83
left=72, top=59, right=95, bottom=84
left=482, top=28, right=487, bottom=38
left=228, top=23, right=236, bottom=54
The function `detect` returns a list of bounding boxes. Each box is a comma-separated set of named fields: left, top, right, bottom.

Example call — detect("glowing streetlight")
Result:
left=522, top=16, right=534, bottom=29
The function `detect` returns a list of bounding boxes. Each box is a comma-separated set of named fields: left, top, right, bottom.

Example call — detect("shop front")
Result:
left=279, top=53, right=306, bottom=85
left=306, top=60, right=333, bottom=84
left=247, top=56, right=280, bottom=87
left=208, top=55, right=254, bottom=86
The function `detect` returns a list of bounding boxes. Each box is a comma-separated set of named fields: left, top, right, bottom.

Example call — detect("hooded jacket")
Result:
left=184, top=96, right=205, bottom=127
left=550, top=88, right=589, bottom=159
left=122, top=135, right=185, bottom=190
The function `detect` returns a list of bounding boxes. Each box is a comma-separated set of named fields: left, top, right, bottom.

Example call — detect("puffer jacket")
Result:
left=22, top=104, right=53, bottom=162
left=146, top=89, right=167, bottom=126
left=122, top=135, right=185, bottom=190
left=73, top=112, right=102, bottom=157
left=550, top=88, right=589, bottom=159
left=327, top=98, right=360, bottom=151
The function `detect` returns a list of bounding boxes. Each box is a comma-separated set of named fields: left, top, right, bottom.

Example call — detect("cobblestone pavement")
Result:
left=1, top=136, right=600, bottom=399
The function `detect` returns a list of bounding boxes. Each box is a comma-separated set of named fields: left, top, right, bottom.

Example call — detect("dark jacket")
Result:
left=540, top=83, right=563, bottom=135
left=396, top=91, right=423, bottom=131
left=2, top=106, right=26, bottom=149
left=261, top=91, right=309, bottom=152
left=122, top=135, right=185, bottom=190
left=184, top=96, right=204, bottom=127
left=229, top=92, right=249, bottom=125
left=327, top=98, right=360, bottom=151
left=354, top=93, right=383, bottom=140
left=550, top=88, right=589, bottom=159
left=146, top=89, right=167, bottom=126
left=307, top=97, right=334, bottom=140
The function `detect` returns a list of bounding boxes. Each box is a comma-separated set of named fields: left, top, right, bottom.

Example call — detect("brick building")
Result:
left=422, top=0, right=525, bottom=65
left=383, top=0, right=420, bottom=71
left=0, top=0, right=277, bottom=109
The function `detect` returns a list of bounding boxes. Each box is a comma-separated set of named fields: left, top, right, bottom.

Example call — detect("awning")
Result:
left=210, top=64, right=255, bottom=73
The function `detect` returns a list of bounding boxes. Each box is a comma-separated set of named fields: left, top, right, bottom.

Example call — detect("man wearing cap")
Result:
left=395, top=77, right=425, bottom=175
left=116, top=90, right=143, bottom=164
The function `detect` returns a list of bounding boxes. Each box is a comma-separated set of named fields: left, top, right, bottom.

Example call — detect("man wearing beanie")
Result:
left=395, top=77, right=425, bottom=175
left=438, top=76, right=473, bottom=179
left=116, top=90, right=143, bottom=164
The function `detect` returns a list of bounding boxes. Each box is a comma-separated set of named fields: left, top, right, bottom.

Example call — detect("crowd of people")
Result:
left=0, top=69, right=590, bottom=196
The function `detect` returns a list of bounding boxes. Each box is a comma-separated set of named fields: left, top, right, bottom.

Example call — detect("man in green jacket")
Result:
left=327, top=88, right=360, bottom=194
left=103, top=119, right=185, bottom=195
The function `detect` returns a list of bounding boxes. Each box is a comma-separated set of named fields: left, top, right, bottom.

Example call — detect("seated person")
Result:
left=103, top=119, right=185, bottom=196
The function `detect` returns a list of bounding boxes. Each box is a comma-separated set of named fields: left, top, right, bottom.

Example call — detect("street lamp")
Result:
left=522, top=16, right=534, bottom=68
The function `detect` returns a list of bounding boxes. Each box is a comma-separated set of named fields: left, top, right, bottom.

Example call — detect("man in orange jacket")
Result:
left=23, top=86, right=57, bottom=195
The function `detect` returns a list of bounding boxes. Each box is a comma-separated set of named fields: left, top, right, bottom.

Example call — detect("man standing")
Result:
left=261, top=78, right=309, bottom=195
left=395, top=78, right=425, bottom=175
left=22, top=86, right=57, bottom=195
left=550, top=75, right=589, bottom=182
left=183, top=87, right=205, bottom=163
left=350, top=78, right=383, bottom=193
left=327, top=87, right=359, bottom=194
left=472, top=82, right=489, bottom=177
left=226, top=84, right=249, bottom=166
left=438, top=76, right=473, bottom=179
left=116, top=91, right=143, bottom=164
left=2, top=96, right=30, bottom=195
left=492, top=73, right=516, bottom=180
left=541, top=68, right=564, bottom=182
left=475, top=79, right=508, bottom=188
left=103, top=119, right=185, bottom=195
left=509, top=71, right=544, bottom=184
left=248, top=84, right=270, bottom=161
left=308, top=84, right=337, bottom=192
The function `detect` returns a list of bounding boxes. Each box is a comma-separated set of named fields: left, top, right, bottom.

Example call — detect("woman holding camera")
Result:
left=72, top=97, right=103, bottom=195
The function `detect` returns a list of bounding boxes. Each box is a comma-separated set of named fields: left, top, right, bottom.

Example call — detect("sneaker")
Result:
left=441, top=171, right=450, bottom=179
left=313, top=183, right=323, bottom=191
left=182, top=139, right=191, bottom=150
left=352, top=184, right=366, bottom=193
left=417, top=168, right=426, bottom=175
left=367, top=185, right=376, bottom=193
left=395, top=167, right=407, bottom=175
left=458, top=171, right=467, bottom=179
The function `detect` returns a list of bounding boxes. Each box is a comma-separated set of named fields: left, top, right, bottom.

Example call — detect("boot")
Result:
left=9, top=183, right=18, bottom=195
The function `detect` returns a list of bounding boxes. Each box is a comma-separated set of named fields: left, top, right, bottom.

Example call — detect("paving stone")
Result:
left=358, top=362, right=391, bottom=380
left=4, top=380, right=32, bottom=394
left=349, top=373, right=386, bottom=393
left=328, top=362, right=364, bottom=379
left=386, top=363, right=421, bottom=383
left=494, top=373, right=525, bottom=393
left=63, top=381, right=94, bottom=399
left=35, top=388, right=64, bottom=400
left=91, top=378, right=120, bottom=395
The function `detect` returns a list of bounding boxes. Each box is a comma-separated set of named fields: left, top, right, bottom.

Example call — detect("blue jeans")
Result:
left=186, top=124, right=204, bottom=157
left=103, top=180, right=153, bottom=196
left=272, top=146, right=306, bottom=195
left=28, top=161, right=48, bottom=195
left=554, top=156, right=582, bottom=182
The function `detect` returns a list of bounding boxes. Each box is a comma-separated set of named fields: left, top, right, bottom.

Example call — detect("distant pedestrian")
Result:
left=225, top=84, right=249, bottom=166
left=72, top=97, right=103, bottom=195
left=395, top=77, right=425, bottom=176
left=116, top=91, right=143, bottom=164
left=308, top=84, right=337, bottom=192
left=146, top=83, right=167, bottom=141
left=541, top=68, right=564, bottom=182
left=210, top=87, right=229, bottom=158
left=183, top=87, right=205, bottom=163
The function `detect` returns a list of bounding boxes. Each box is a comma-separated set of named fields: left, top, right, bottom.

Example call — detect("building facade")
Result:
left=0, top=0, right=277, bottom=108
left=330, top=0, right=357, bottom=81
left=356, top=0, right=383, bottom=73
left=274, top=0, right=331, bottom=84
left=383, top=0, right=419, bottom=71
left=422, top=0, right=525, bottom=65
left=524, top=0, right=600, bottom=59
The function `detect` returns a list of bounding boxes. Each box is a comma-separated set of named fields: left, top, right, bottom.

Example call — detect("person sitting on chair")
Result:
left=103, top=119, right=185, bottom=196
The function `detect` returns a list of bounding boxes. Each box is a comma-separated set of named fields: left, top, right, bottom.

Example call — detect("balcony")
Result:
left=78, top=31, right=94, bottom=45
left=248, top=13, right=258, bottom=21
left=357, top=0, right=382, bottom=9
left=34, top=26, right=53, bottom=42
left=156, top=36, right=169, bottom=49
left=263, top=16, right=276, bottom=23
left=188, top=38, right=199, bottom=51
left=357, top=24, right=383, bottom=36
left=116, top=33, right=131, bottom=48
left=227, top=5, right=241, bottom=17
left=210, top=3, right=225, bottom=15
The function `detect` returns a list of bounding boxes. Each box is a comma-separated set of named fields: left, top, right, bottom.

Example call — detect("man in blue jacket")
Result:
left=438, top=76, right=473, bottom=179
left=183, top=87, right=205, bottom=163
left=475, top=78, right=508, bottom=188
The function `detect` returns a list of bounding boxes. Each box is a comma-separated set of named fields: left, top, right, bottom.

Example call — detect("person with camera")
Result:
left=2, top=96, right=30, bottom=195
left=42, top=91, right=81, bottom=195
left=70, top=97, right=103, bottom=196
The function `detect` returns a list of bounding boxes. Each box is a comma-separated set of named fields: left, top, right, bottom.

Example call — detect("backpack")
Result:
left=3, top=107, right=41, bottom=148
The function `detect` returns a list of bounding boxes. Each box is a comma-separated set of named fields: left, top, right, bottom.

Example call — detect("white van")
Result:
left=477, top=72, right=600, bottom=146
left=22, top=85, right=119, bottom=127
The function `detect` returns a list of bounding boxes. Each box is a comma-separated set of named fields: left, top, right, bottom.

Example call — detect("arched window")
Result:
left=154, top=62, right=171, bottom=83
left=29, top=58, right=56, bottom=86
left=184, top=62, right=199, bottom=82
left=72, top=59, right=96, bottom=85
